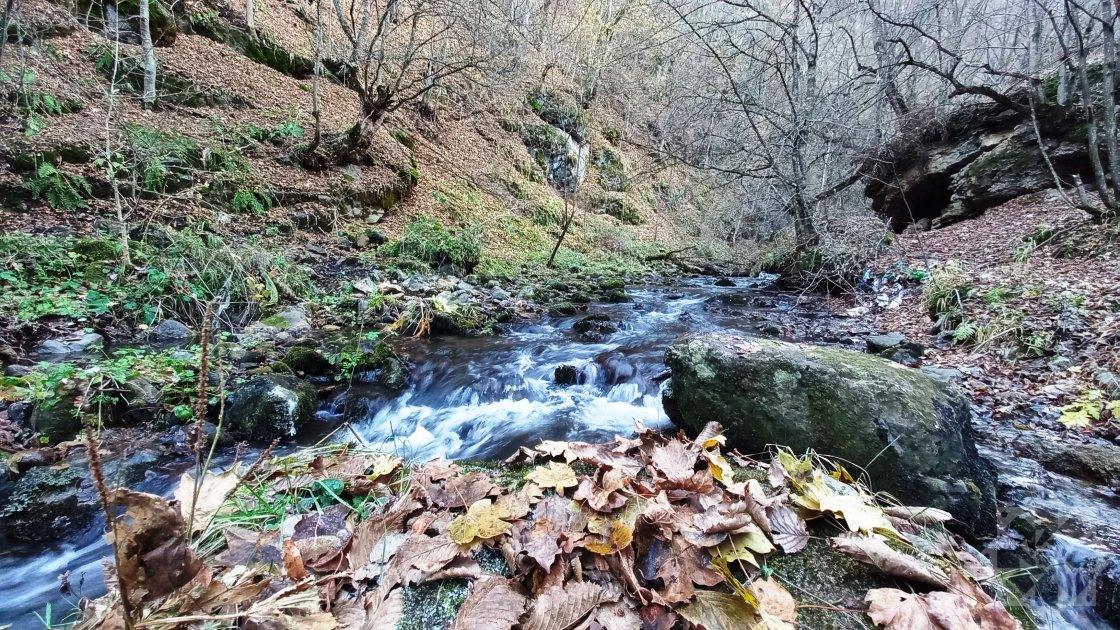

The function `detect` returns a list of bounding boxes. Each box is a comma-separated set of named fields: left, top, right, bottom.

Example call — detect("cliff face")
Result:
left=866, top=98, right=1097, bottom=232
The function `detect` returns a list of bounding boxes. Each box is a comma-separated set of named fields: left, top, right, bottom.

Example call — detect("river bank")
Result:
left=0, top=275, right=1118, bottom=628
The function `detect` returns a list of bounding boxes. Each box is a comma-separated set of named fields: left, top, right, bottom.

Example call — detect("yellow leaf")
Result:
left=448, top=499, right=513, bottom=545
left=526, top=461, right=579, bottom=493
left=704, top=449, right=733, bottom=483
left=711, top=525, right=775, bottom=566
left=584, top=519, right=634, bottom=555
left=817, top=494, right=895, bottom=534
left=367, top=454, right=403, bottom=478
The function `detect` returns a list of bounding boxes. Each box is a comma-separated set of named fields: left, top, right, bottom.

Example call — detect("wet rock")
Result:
left=0, top=465, right=94, bottom=543
left=554, top=365, right=580, bottom=386
left=866, top=332, right=925, bottom=365
left=148, top=319, right=192, bottom=342
left=6, top=400, right=30, bottom=428
left=573, top=314, right=619, bottom=342
left=251, top=306, right=312, bottom=339
left=665, top=335, right=997, bottom=538
left=226, top=375, right=318, bottom=442
left=1011, top=433, right=1120, bottom=485
left=37, top=332, right=104, bottom=355
left=549, top=302, right=576, bottom=316
left=598, top=277, right=626, bottom=291
left=602, top=289, right=633, bottom=303
left=283, top=347, right=334, bottom=376
left=30, top=384, right=88, bottom=443
left=378, top=358, right=409, bottom=390
left=8, top=448, right=60, bottom=474
left=714, top=277, right=736, bottom=287
left=122, top=377, right=164, bottom=424
left=1098, top=556, right=1120, bottom=625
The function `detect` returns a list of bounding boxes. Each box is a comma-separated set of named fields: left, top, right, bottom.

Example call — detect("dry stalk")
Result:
left=85, top=420, right=136, bottom=629
left=187, top=302, right=214, bottom=535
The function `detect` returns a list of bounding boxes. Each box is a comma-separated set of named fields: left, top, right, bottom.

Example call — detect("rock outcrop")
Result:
left=663, top=334, right=997, bottom=538
left=866, top=99, right=1095, bottom=231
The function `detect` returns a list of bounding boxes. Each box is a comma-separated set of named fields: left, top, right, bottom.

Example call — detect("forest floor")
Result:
left=834, top=190, right=1120, bottom=484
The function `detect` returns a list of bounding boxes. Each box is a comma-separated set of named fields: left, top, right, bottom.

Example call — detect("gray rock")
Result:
left=490, top=288, right=511, bottom=302
left=664, top=335, right=997, bottom=538
left=573, top=314, right=619, bottom=342
left=148, top=319, right=192, bottom=342
left=403, top=275, right=431, bottom=294
left=6, top=401, right=31, bottom=428
left=226, top=375, right=318, bottom=442
left=866, top=332, right=925, bottom=365
left=123, top=377, right=164, bottom=424
left=1011, top=432, right=1120, bottom=485
left=38, top=332, right=104, bottom=355
left=0, top=465, right=94, bottom=542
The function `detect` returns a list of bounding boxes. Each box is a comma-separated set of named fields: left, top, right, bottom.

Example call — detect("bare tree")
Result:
left=327, top=0, right=504, bottom=162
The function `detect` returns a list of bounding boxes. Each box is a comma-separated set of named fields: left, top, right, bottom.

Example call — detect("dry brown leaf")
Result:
left=584, top=518, right=635, bottom=556
left=521, top=581, right=605, bottom=630
left=678, top=589, right=760, bottom=630
left=749, top=578, right=797, bottom=626
left=829, top=537, right=949, bottom=589
left=883, top=506, right=954, bottom=525
left=866, top=589, right=936, bottom=630
left=450, top=577, right=527, bottom=630
left=767, top=504, right=809, bottom=553
left=108, top=489, right=202, bottom=604
left=428, top=471, right=497, bottom=509
left=284, top=538, right=309, bottom=580
left=174, top=467, right=240, bottom=534
left=650, top=439, right=699, bottom=483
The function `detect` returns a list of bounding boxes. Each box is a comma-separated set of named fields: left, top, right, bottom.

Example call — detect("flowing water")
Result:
left=1, top=278, right=1117, bottom=628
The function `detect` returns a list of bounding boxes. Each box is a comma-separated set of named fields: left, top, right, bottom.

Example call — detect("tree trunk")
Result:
left=139, top=0, right=157, bottom=107
left=1099, top=0, right=1120, bottom=211
left=0, top=0, right=16, bottom=69
left=245, top=0, right=255, bottom=33
left=307, top=0, right=323, bottom=154
left=547, top=196, right=577, bottom=268
left=347, top=87, right=392, bottom=161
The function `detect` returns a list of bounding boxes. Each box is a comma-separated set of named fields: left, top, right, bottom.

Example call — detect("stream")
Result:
left=1, top=278, right=1117, bottom=628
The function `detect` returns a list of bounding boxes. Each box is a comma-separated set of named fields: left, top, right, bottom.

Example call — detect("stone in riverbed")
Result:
left=554, top=365, right=579, bottom=385
left=283, top=346, right=334, bottom=376
left=148, top=319, right=192, bottom=342
left=226, top=374, right=318, bottom=442
left=866, top=331, right=925, bottom=364
left=664, top=334, right=997, bottom=538
left=572, top=314, right=619, bottom=342
left=37, top=332, right=104, bottom=355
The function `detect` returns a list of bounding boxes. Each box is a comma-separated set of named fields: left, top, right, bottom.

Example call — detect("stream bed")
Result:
left=1, top=278, right=1117, bottom=628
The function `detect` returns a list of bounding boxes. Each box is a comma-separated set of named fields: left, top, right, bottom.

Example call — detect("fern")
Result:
left=231, top=188, right=273, bottom=215
left=22, top=162, right=91, bottom=211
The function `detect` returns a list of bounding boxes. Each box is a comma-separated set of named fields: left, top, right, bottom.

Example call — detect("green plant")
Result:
left=924, top=261, right=972, bottom=326
left=387, top=217, right=483, bottom=271
left=1059, top=389, right=1120, bottom=428
left=268, top=118, right=304, bottom=141
left=982, top=287, right=1016, bottom=305
left=231, top=188, right=273, bottom=214
left=22, top=162, right=91, bottom=210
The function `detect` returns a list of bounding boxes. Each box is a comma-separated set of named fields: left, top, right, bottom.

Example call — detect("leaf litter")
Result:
left=72, top=424, right=1023, bottom=630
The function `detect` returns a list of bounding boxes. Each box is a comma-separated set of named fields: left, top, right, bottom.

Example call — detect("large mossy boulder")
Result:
left=0, top=465, right=94, bottom=543
left=664, top=334, right=997, bottom=538
left=226, top=375, right=317, bottom=442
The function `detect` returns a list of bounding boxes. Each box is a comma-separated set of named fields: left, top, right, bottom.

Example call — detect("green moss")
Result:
left=282, top=347, right=333, bottom=376
left=598, top=196, right=643, bottom=225
left=72, top=238, right=118, bottom=261
left=398, top=579, right=469, bottom=630
left=457, top=459, right=533, bottom=489
left=602, top=289, right=632, bottom=303
left=596, top=148, right=630, bottom=192
left=259, top=314, right=291, bottom=330
left=548, top=301, right=576, bottom=315
left=598, top=277, right=626, bottom=290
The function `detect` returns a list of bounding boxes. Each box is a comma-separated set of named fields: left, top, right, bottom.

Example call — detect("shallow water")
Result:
left=2, top=278, right=1117, bottom=628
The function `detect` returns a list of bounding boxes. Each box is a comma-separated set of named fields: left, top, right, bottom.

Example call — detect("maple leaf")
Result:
left=652, top=438, right=700, bottom=482
left=428, top=471, right=497, bottom=509
left=526, top=461, right=579, bottom=493
left=174, top=467, right=240, bottom=534
left=695, top=422, right=727, bottom=449
left=448, top=499, right=513, bottom=545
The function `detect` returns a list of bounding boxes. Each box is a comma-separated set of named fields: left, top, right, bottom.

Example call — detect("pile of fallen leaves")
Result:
left=73, top=424, right=1023, bottom=630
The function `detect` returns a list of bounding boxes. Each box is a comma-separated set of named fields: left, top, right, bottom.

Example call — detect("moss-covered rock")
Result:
left=282, top=347, right=333, bottom=376
left=72, top=237, right=118, bottom=261
left=598, top=277, right=626, bottom=290
left=664, top=335, right=997, bottom=539
left=548, top=301, right=576, bottom=315
left=226, top=374, right=318, bottom=442
left=602, top=289, right=633, bottom=303
left=0, top=465, right=94, bottom=542
left=595, top=148, right=630, bottom=192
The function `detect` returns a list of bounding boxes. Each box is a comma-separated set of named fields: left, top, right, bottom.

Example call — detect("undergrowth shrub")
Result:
left=925, top=260, right=972, bottom=327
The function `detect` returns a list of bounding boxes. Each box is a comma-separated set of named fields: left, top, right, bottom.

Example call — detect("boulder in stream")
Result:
left=664, top=334, right=997, bottom=538
left=226, top=374, right=318, bottom=442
